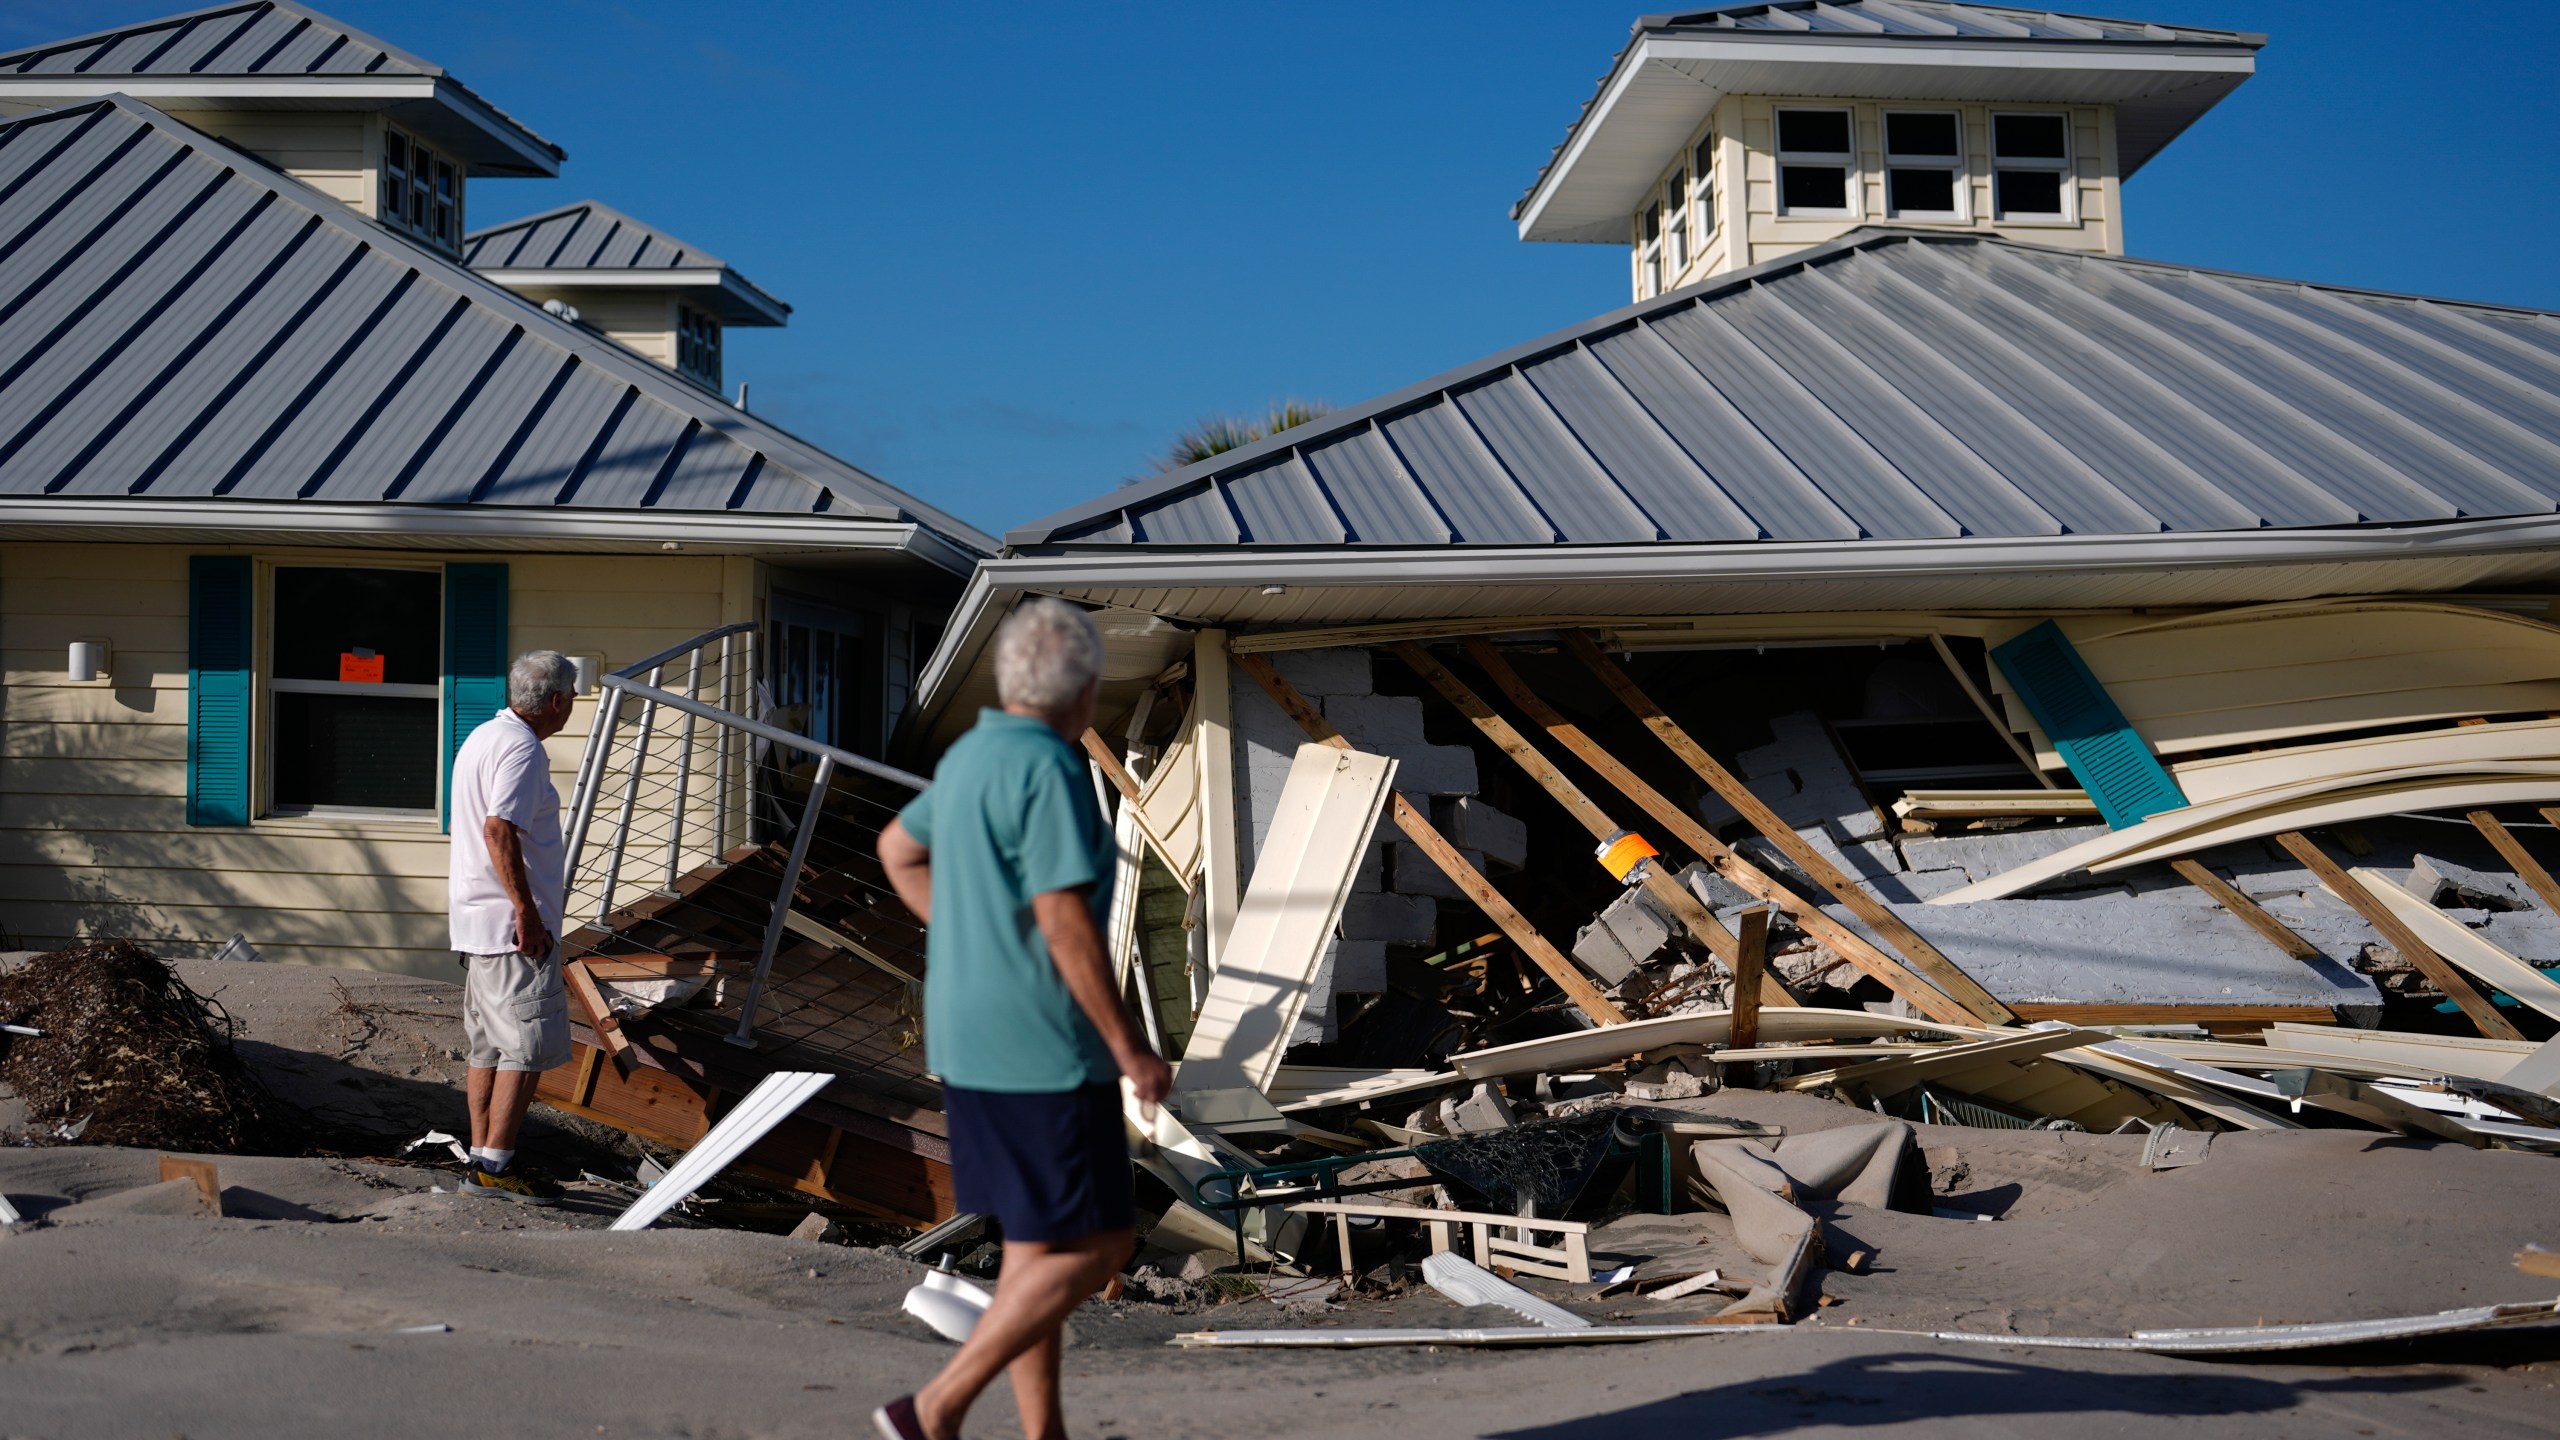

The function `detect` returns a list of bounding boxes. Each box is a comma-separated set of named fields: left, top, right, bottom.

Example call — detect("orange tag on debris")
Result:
left=338, top=651, right=385, bottom=683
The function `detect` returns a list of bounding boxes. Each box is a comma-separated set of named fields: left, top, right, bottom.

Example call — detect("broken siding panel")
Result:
left=1448, top=371, right=1658, bottom=542
left=1718, top=279, right=2065, bottom=537
left=1220, top=454, right=1346, bottom=545
left=1651, top=303, right=1962, bottom=539
left=1516, top=345, right=1761, bottom=542
left=1299, top=427, right=1448, bottom=544
left=1380, top=402, right=1559, bottom=545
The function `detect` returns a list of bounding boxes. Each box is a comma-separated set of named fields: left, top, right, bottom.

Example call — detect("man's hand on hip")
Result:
left=514, top=906, right=553, bottom=961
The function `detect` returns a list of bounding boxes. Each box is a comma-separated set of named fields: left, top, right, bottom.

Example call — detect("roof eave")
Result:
left=1512, top=27, right=2258, bottom=242
left=0, top=73, right=563, bottom=176
left=470, top=267, right=792, bottom=326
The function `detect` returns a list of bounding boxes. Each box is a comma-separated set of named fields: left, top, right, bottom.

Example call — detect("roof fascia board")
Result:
left=0, top=75, right=563, bottom=174
left=0, top=498, right=948, bottom=553
left=1516, top=30, right=2253, bottom=238
left=475, top=268, right=792, bottom=325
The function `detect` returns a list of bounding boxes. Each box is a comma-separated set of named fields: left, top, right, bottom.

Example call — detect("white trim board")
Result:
left=1175, top=743, right=1397, bottom=1097
left=608, top=1071, right=832, bottom=1231
left=2352, top=870, right=2560, bottom=1024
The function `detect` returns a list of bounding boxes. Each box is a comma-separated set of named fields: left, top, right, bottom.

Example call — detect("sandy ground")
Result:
left=5, top=957, right=2560, bottom=1438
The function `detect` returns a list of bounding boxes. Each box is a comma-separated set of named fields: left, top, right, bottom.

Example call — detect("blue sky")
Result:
left=14, top=2, right=2560, bottom=537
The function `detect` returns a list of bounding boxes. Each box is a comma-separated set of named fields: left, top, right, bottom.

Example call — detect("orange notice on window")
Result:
left=339, top=649, right=385, bottom=683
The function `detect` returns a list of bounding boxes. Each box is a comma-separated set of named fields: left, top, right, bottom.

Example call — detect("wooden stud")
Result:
left=2275, top=831, right=2523, bottom=1041
left=1081, top=727, right=1144, bottom=803
left=157, top=1155, right=221, bottom=1213
left=570, top=1042, right=604, bottom=1107
left=562, top=958, right=638, bottom=1077
left=2517, top=1247, right=2560, bottom=1281
left=1465, top=638, right=1986, bottom=1029
left=1730, top=906, right=1769, bottom=1056
left=1230, top=649, right=1627, bottom=1026
left=1565, top=631, right=2015, bottom=1026
left=2469, top=809, right=2560, bottom=919
left=2167, top=858, right=2326, bottom=961
left=1397, top=641, right=1796, bottom=1010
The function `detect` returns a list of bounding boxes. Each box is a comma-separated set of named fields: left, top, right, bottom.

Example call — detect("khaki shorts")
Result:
left=459, top=950, right=571, bottom=1073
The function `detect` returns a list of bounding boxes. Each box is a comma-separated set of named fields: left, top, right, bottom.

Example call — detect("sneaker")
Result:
left=872, top=1396, right=928, bottom=1440
left=458, top=1165, right=563, bottom=1206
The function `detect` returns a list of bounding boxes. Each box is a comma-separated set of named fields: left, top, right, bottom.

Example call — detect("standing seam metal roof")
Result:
left=1007, top=230, right=2560, bottom=551
left=0, top=97, right=991, bottom=555
left=464, top=200, right=727, bottom=272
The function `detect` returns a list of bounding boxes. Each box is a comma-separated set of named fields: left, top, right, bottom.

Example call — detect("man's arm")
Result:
left=1034, top=886, right=1170, bottom=1105
left=482, top=815, right=552, bottom=960
left=878, top=818, right=932, bottom=924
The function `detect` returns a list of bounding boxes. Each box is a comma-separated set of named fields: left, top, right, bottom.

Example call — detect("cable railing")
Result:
left=561, top=624, right=932, bottom=1055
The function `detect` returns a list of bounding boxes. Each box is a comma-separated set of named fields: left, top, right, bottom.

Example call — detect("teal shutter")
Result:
left=186, top=555, right=254, bottom=826
left=441, top=563, right=510, bottom=832
left=1991, top=620, right=2190, bottom=829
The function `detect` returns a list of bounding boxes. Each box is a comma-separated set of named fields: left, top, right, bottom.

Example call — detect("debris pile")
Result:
left=0, top=941, right=273, bottom=1151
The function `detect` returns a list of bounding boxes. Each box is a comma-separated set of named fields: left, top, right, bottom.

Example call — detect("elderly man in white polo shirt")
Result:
left=448, top=649, right=579, bottom=1204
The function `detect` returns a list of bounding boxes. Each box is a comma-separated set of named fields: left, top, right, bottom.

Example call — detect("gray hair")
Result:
left=508, top=649, right=578, bottom=711
left=993, top=597, right=1103, bottom=713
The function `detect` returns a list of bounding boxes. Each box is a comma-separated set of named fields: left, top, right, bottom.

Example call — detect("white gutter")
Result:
left=914, top=512, right=2560, bottom=730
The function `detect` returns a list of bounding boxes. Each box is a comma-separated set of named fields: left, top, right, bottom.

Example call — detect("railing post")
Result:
left=728, top=753, right=834, bottom=1047
left=560, top=684, right=626, bottom=903
left=714, top=631, right=735, bottom=856
left=592, top=667, right=663, bottom=933
left=667, top=648, right=703, bottom=889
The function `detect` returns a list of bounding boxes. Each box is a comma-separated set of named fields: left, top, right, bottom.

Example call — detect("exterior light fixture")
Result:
left=68, top=640, right=110, bottom=682
left=570, top=655, right=599, bottom=696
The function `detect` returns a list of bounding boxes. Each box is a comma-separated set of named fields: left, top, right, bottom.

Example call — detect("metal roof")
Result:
left=0, top=2, right=562, bottom=175
left=463, top=200, right=790, bottom=326
left=1010, top=230, right=2560, bottom=553
left=0, top=97, right=991, bottom=561
left=1513, top=1, right=2259, bottom=242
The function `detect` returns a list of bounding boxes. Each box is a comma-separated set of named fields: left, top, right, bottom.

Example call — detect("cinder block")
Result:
left=2411, top=854, right=2539, bottom=912
left=1323, top=693, right=1428, bottom=749
left=1900, top=823, right=2112, bottom=881
left=1573, top=884, right=1675, bottom=985
left=1391, top=843, right=1485, bottom=899
left=1446, top=796, right=1528, bottom=872
left=1677, top=861, right=1752, bottom=911
left=1731, top=712, right=1882, bottom=841
left=1353, top=837, right=1387, bottom=891
left=1272, top=648, right=1373, bottom=698
left=1329, top=939, right=1389, bottom=993
left=1391, top=744, right=1478, bottom=798
left=1340, top=892, right=1436, bottom=944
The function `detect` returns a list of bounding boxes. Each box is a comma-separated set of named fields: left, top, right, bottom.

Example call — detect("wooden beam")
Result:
left=2166, top=858, right=2326, bottom=962
left=2469, top=809, right=2560, bottom=919
left=1441, top=640, right=1796, bottom=1012
left=2275, top=831, right=2523, bottom=1041
left=1784, top=1025, right=2100, bottom=1098
left=1078, top=727, right=1192, bottom=896
left=1230, top=648, right=1627, bottom=1026
left=781, top=910, right=921, bottom=986
left=1565, top=631, right=2015, bottom=1026
left=561, top=956, right=638, bottom=1077
left=1730, top=907, right=1769, bottom=1056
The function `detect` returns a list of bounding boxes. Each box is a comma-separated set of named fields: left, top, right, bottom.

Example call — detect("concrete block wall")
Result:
left=1229, top=647, right=1507, bottom=1045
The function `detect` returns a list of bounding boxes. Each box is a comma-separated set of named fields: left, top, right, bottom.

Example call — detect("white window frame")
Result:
left=1881, top=109, right=1968, bottom=222
left=1636, top=198, right=1666, bottom=298
left=1989, top=110, right=2076, bottom=225
left=1662, top=163, right=1689, bottom=276
left=261, top=558, right=448, bottom=824
left=379, top=124, right=465, bottom=253
left=1774, top=106, right=1858, bottom=219
left=1690, top=128, right=1719, bottom=250
left=677, top=303, right=723, bottom=388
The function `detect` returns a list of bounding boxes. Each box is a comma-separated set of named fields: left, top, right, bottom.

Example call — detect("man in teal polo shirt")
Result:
left=872, top=596, right=1169, bottom=1440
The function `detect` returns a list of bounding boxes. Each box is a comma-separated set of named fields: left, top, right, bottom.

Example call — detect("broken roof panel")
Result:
left=0, top=97, right=992, bottom=561
left=1008, top=232, right=2560, bottom=555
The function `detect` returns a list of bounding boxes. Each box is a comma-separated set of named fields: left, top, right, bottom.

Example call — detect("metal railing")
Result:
left=562, top=623, right=930, bottom=1048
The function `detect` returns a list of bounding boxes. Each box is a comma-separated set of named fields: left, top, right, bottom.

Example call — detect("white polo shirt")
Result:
left=448, top=709, right=566, bottom=956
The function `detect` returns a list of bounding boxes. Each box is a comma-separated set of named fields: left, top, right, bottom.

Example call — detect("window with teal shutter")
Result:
left=1990, top=620, right=2189, bottom=829
left=186, top=555, right=254, bottom=826
left=441, top=563, right=510, bottom=831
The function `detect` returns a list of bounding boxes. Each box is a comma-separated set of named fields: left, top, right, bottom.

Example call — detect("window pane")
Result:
left=1886, top=112, right=1960, bottom=158
left=1996, top=168, right=2066, bottom=216
left=1994, top=113, right=2068, bottom=159
left=274, top=567, right=442, bottom=685
left=1778, top=109, right=1851, bottom=156
left=385, top=132, right=406, bottom=173
left=1664, top=168, right=1686, bottom=210
left=273, top=692, right=439, bottom=811
left=1642, top=201, right=1661, bottom=242
left=1694, top=133, right=1714, bottom=178
left=1888, top=167, right=1958, bottom=214
left=1779, top=164, right=1848, bottom=212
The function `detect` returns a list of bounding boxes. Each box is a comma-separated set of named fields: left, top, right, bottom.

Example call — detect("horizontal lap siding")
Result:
left=0, top=543, right=740, bottom=972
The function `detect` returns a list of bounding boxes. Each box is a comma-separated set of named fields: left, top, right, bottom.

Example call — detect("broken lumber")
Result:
left=2166, top=858, right=2326, bottom=962
left=561, top=957, right=637, bottom=1078
left=2266, top=1067, right=2490, bottom=1148
left=1782, top=1026, right=2099, bottom=1098
left=1565, top=630, right=2013, bottom=1026
left=2468, top=809, right=2560, bottom=919
left=2353, top=868, right=2560, bottom=1024
left=1463, top=639, right=1987, bottom=1027
left=2277, top=832, right=2520, bottom=1040
left=1231, top=649, right=1626, bottom=1026
left=1731, top=905, right=1769, bottom=1056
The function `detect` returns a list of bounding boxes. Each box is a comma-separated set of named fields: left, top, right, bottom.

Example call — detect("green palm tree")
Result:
left=1147, top=399, right=1331, bottom=475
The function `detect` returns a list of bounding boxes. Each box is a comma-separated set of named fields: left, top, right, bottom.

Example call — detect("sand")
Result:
left=4, top=956, right=2560, bottom=1438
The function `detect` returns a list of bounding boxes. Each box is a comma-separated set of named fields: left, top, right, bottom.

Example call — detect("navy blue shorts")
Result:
left=942, top=1082, right=1134, bottom=1245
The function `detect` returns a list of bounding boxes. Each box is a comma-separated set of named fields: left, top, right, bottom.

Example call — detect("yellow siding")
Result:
left=165, top=110, right=371, bottom=212
left=511, top=288, right=681, bottom=370
left=0, top=542, right=752, bottom=977
left=1646, top=95, right=2122, bottom=297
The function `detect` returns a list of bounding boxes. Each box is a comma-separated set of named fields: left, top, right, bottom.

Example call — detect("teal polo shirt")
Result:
left=898, top=708, right=1118, bottom=1093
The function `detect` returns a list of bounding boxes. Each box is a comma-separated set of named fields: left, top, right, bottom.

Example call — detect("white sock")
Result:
left=473, top=1147, right=515, bottom=1172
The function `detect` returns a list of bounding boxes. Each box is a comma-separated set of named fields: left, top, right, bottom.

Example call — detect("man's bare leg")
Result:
left=484, top=1070, right=541, bottom=1152
left=466, top=1066, right=494, bottom=1151
left=1005, top=1326, right=1064, bottom=1440
left=913, top=1229, right=1130, bottom=1440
